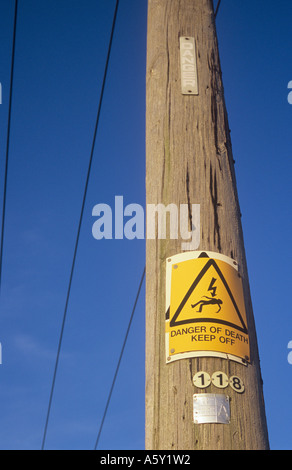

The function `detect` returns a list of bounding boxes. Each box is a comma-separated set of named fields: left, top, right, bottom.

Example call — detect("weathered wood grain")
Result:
left=145, top=0, right=269, bottom=450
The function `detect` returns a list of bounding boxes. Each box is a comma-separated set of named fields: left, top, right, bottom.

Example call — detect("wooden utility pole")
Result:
left=145, top=0, right=269, bottom=450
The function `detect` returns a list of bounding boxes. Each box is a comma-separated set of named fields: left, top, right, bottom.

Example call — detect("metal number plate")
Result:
left=193, top=370, right=245, bottom=393
left=211, top=371, right=229, bottom=389
left=193, top=371, right=211, bottom=388
left=229, top=375, right=245, bottom=393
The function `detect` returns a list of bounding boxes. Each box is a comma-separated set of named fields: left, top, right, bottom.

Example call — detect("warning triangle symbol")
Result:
left=169, top=259, right=248, bottom=334
left=198, top=252, right=209, bottom=258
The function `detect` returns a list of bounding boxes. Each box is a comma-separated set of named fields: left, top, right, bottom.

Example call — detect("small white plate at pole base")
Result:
left=193, top=394, right=230, bottom=424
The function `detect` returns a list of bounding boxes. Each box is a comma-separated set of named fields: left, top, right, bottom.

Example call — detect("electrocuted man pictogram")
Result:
left=191, top=277, right=223, bottom=313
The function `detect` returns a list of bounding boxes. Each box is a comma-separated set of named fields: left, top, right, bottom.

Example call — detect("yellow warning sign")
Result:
left=165, top=251, right=250, bottom=365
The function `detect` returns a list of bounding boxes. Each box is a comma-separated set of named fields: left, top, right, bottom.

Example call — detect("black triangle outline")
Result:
left=198, top=252, right=210, bottom=258
left=169, top=258, right=248, bottom=334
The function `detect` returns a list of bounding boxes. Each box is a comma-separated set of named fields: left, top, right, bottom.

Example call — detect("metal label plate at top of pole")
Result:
left=180, top=36, right=199, bottom=95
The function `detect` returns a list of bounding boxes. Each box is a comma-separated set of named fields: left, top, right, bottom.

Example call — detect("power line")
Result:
left=215, top=0, right=222, bottom=18
left=41, top=0, right=120, bottom=450
left=94, top=267, right=145, bottom=450
left=0, top=0, right=18, bottom=293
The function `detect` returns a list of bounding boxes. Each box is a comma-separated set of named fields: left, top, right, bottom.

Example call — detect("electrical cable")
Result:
left=94, top=266, right=145, bottom=450
left=41, top=0, right=120, bottom=450
left=0, top=0, right=18, bottom=293
left=215, top=0, right=222, bottom=18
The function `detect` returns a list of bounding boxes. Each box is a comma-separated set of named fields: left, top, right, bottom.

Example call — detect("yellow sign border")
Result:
left=165, top=251, right=250, bottom=366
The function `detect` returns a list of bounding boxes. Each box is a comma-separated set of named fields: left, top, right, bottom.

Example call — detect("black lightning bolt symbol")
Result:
left=208, top=277, right=217, bottom=297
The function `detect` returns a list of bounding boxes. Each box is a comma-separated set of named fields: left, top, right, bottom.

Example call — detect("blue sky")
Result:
left=0, top=0, right=291, bottom=450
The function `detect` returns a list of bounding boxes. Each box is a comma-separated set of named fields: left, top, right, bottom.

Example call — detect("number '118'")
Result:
left=193, top=371, right=245, bottom=393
